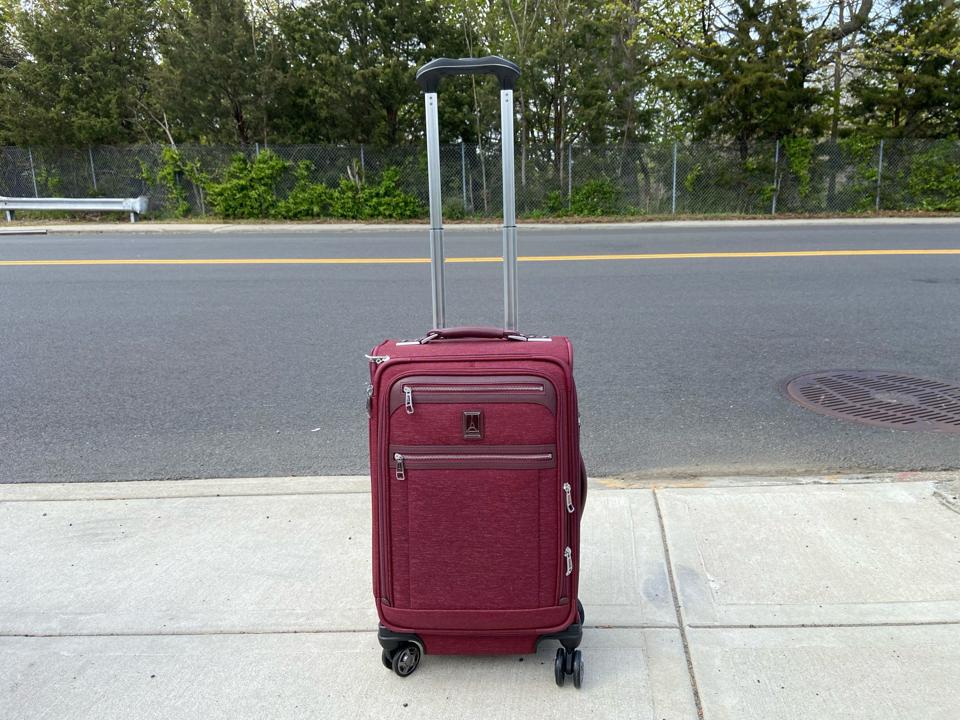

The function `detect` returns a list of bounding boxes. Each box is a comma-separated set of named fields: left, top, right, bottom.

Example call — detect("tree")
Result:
left=154, top=0, right=266, bottom=144
left=656, top=0, right=873, bottom=155
left=848, top=0, right=960, bottom=137
left=272, top=0, right=465, bottom=145
left=0, top=0, right=157, bottom=146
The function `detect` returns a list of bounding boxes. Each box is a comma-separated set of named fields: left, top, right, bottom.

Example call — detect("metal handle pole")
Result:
left=424, top=92, right=446, bottom=329
left=500, top=89, right=519, bottom=331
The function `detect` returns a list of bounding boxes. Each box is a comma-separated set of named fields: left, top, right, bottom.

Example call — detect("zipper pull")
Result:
left=366, top=384, right=374, bottom=415
left=562, top=482, right=575, bottom=514
left=404, top=386, right=414, bottom=414
left=364, top=354, right=390, bottom=365
left=564, top=547, right=573, bottom=576
left=394, top=453, right=405, bottom=481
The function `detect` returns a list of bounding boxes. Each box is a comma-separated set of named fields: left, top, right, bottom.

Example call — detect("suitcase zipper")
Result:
left=562, top=482, right=575, bottom=514
left=391, top=450, right=553, bottom=481
left=401, top=382, right=544, bottom=414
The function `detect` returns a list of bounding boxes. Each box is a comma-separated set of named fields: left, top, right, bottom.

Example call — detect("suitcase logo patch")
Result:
left=462, top=411, right=483, bottom=439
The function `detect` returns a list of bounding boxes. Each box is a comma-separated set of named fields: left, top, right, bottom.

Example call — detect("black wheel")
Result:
left=572, top=650, right=584, bottom=689
left=564, top=647, right=576, bottom=675
left=577, top=599, right=585, bottom=625
left=381, top=649, right=393, bottom=669
left=391, top=643, right=420, bottom=677
left=554, top=648, right=566, bottom=687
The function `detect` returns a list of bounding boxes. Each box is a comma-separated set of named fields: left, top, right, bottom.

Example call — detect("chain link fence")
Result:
left=1, top=139, right=958, bottom=218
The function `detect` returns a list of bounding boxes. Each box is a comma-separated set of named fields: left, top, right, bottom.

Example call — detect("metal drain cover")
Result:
left=784, top=370, right=960, bottom=433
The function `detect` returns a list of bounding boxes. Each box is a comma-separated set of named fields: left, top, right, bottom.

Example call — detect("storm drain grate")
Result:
left=784, top=370, right=960, bottom=433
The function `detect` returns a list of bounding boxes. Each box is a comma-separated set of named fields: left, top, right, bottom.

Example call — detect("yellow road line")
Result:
left=1, top=248, right=960, bottom=267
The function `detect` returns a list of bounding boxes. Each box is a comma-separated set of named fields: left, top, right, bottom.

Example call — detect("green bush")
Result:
left=206, top=150, right=288, bottom=219
left=544, top=190, right=566, bottom=214
left=327, top=168, right=422, bottom=220
left=274, top=161, right=334, bottom=219
left=139, top=147, right=208, bottom=218
left=907, top=145, right=960, bottom=211
left=569, top=177, right=622, bottom=215
left=442, top=199, right=466, bottom=220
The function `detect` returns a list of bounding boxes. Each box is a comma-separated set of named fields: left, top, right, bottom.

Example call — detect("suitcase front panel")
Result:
left=376, top=367, right=574, bottom=624
left=400, top=463, right=553, bottom=610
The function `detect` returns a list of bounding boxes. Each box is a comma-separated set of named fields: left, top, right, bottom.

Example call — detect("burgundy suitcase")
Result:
left=367, top=57, right=587, bottom=688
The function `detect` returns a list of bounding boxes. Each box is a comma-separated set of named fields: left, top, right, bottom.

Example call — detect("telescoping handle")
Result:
left=416, top=56, right=521, bottom=331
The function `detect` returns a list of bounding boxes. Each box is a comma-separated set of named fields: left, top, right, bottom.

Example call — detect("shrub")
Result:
left=906, top=144, right=960, bottom=211
left=355, top=168, right=423, bottom=219
left=569, top=177, right=622, bottom=215
left=328, top=168, right=423, bottom=220
left=206, top=150, right=288, bottom=219
left=274, top=161, right=334, bottom=219
left=544, top=190, right=566, bottom=215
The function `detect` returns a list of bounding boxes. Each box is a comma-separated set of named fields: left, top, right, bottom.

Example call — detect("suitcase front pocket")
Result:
left=390, top=375, right=556, bottom=416
left=389, top=445, right=555, bottom=480
left=387, top=445, right=561, bottom=612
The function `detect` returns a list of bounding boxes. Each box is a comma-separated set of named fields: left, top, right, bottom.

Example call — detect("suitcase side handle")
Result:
left=416, top=56, right=520, bottom=93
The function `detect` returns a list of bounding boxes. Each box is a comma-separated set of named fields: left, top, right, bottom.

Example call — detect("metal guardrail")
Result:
left=0, top=195, right=149, bottom=223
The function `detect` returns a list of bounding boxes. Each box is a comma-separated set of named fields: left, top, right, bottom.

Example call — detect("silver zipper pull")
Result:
left=564, top=547, right=573, bottom=576
left=394, top=453, right=405, bottom=481
left=562, top=482, right=575, bottom=514
left=364, top=354, right=390, bottom=365
left=366, top=384, right=374, bottom=415
left=404, top=386, right=414, bottom=414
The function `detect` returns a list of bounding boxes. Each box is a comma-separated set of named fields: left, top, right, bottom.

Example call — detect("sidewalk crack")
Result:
left=654, top=489, right=705, bottom=720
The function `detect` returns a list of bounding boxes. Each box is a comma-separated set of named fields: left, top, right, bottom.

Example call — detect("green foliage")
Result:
left=155, top=0, right=266, bottom=144
left=684, top=164, right=702, bottom=192
left=848, top=0, right=960, bottom=138
left=139, top=147, right=207, bottom=218
left=568, top=178, right=622, bottom=215
left=273, top=161, right=334, bottom=219
left=204, top=157, right=422, bottom=220
left=34, top=165, right=63, bottom=196
left=784, top=137, right=814, bottom=198
left=906, top=145, right=960, bottom=211
left=206, top=150, right=289, bottom=219
left=326, top=168, right=422, bottom=220
left=1, top=0, right=158, bottom=145
left=442, top=200, right=466, bottom=221
left=544, top=191, right=566, bottom=215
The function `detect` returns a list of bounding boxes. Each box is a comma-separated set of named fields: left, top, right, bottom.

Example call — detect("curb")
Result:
left=4, top=216, right=960, bottom=235
left=2, top=470, right=957, bottom=502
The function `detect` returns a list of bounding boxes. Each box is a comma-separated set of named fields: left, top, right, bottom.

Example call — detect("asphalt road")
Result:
left=2, top=222, right=959, bottom=482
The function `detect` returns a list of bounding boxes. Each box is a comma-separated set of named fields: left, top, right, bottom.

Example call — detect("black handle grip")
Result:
left=416, top=56, right=520, bottom=93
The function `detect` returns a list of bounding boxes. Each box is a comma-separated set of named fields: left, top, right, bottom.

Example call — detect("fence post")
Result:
left=88, top=147, right=98, bottom=191
left=460, top=141, right=468, bottom=211
left=567, top=143, right=573, bottom=208
left=27, top=147, right=39, bottom=197
left=671, top=141, right=678, bottom=214
left=255, top=142, right=260, bottom=158
left=771, top=140, right=780, bottom=215
left=875, top=139, right=884, bottom=212
left=360, top=143, right=365, bottom=180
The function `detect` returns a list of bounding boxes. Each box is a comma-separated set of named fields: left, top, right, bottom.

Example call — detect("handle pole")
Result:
left=500, top=89, right=518, bottom=331
left=424, top=91, right=446, bottom=329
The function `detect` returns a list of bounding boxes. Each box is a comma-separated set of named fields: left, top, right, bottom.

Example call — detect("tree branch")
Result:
left=827, top=0, right=872, bottom=42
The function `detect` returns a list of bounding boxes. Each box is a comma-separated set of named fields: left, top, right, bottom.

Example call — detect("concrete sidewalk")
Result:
left=1, top=473, right=959, bottom=719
